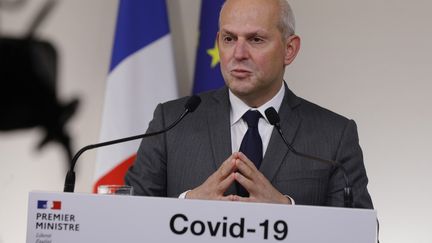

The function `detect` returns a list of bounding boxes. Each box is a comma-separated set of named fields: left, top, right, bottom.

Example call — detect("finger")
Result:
left=236, top=152, right=258, bottom=169
left=234, top=172, right=255, bottom=193
left=235, top=158, right=254, bottom=179
left=220, top=194, right=236, bottom=201
left=232, top=194, right=253, bottom=202
left=219, top=172, right=236, bottom=192
left=217, top=155, right=237, bottom=179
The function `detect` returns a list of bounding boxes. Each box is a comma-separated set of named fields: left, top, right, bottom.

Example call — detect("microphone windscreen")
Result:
left=185, top=95, right=201, bottom=112
left=265, top=107, right=280, bottom=125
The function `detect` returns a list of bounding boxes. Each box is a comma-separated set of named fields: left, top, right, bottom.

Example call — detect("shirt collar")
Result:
left=229, top=82, right=285, bottom=125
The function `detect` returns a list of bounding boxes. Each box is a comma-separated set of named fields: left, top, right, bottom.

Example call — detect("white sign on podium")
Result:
left=26, top=191, right=377, bottom=243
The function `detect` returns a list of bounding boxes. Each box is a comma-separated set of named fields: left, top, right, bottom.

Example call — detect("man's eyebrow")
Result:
left=220, top=29, right=266, bottom=37
left=219, top=30, right=235, bottom=36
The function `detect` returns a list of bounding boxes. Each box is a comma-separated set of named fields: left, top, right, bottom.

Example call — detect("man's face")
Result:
left=218, top=0, right=298, bottom=107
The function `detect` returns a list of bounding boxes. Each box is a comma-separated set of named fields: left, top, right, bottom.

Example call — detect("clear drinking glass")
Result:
left=97, top=185, right=134, bottom=195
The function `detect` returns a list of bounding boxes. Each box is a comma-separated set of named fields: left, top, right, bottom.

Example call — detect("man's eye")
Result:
left=251, top=37, right=264, bottom=43
left=223, top=36, right=234, bottom=42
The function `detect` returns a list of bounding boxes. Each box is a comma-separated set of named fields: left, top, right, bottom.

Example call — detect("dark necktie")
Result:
left=240, top=110, right=263, bottom=168
left=236, top=110, right=263, bottom=196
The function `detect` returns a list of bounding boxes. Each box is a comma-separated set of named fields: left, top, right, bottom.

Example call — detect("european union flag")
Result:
left=192, top=0, right=226, bottom=94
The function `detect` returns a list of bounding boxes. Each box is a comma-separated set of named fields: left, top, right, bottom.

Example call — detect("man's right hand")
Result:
left=186, top=154, right=237, bottom=200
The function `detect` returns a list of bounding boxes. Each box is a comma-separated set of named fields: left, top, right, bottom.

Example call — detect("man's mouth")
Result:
left=230, top=68, right=252, bottom=78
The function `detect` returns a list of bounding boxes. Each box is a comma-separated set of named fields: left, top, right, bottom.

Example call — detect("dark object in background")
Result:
left=0, top=0, right=79, bottom=165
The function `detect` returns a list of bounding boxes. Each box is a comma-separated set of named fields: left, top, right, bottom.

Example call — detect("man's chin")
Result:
left=229, top=86, right=255, bottom=99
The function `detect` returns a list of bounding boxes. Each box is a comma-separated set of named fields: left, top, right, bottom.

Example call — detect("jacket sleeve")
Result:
left=125, top=103, right=168, bottom=197
left=327, top=119, right=374, bottom=209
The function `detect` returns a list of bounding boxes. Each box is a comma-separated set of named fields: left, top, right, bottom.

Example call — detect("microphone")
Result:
left=264, top=107, right=353, bottom=208
left=63, top=95, right=201, bottom=193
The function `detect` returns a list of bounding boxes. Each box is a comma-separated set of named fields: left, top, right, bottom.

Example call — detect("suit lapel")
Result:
left=207, top=87, right=232, bottom=170
left=260, top=86, right=302, bottom=182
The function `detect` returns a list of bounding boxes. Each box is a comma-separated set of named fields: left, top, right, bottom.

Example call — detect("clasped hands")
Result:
left=186, top=152, right=291, bottom=204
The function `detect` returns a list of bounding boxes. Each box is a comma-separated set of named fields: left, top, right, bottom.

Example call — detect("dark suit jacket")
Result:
left=125, top=85, right=373, bottom=208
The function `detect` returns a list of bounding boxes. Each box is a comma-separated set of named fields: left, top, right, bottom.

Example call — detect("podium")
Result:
left=26, top=191, right=377, bottom=242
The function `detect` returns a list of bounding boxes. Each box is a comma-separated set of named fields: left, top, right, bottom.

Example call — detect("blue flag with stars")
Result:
left=192, top=0, right=226, bottom=94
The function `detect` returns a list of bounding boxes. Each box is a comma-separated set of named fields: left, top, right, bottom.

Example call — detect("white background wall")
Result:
left=0, top=0, right=431, bottom=242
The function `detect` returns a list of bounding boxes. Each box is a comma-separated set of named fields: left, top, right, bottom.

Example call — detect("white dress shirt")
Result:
left=229, top=84, right=285, bottom=155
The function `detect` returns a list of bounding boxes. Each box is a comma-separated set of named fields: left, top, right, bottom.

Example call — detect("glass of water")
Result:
left=97, top=185, right=134, bottom=195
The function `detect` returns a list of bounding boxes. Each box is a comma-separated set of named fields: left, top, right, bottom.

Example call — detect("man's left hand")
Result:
left=232, top=152, right=291, bottom=204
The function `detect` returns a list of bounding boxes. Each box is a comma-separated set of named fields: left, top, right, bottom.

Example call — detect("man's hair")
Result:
left=219, top=0, right=296, bottom=40
left=277, top=0, right=296, bottom=38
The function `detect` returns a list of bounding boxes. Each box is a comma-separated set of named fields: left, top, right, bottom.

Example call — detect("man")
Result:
left=125, top=0, right=373, bottom=208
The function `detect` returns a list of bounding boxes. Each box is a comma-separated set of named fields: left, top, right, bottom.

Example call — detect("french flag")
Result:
left=93, top=1, right=178, bottom=192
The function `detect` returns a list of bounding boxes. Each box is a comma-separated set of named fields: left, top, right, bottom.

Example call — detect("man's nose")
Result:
left=233, top=39, right=249, bottom=60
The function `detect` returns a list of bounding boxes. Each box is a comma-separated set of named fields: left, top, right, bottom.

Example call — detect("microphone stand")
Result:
left=64, top=95, right=201, bottom=192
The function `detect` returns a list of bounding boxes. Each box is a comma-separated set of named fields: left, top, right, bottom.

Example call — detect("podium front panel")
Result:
left=26, top=191, right=377, bottom=243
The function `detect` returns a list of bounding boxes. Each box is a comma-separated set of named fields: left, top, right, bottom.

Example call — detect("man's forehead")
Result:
left=219, top=13, right=279, bottom=35
left=220, top=0, right=280, bottom=26
left=221, top=0, right=280, bottom=15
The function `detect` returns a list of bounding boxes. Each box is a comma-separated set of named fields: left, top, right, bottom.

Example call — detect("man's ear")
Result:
left=284, top=35, right=301, bottom=66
